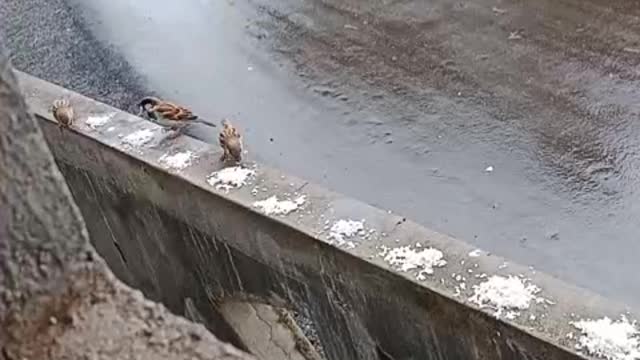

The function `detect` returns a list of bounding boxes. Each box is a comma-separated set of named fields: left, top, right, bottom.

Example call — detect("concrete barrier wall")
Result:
left=1, top=60, right=253, bottom=360
left=20, top=71, right=637, bottom=360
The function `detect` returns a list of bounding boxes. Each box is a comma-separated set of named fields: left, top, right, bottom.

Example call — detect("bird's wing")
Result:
left=153, top=102, right=197, bottom=121
left=221, top=120, right=240, bottom=136
left=219, top=129, right=228, bottom=147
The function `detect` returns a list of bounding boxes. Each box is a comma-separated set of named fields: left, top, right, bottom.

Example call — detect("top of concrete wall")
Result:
left=18, top=70, right=640, bottom=360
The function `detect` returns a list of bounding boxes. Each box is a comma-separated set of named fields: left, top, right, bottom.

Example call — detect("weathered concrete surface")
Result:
left=19, top=71, right=640, bottom=359
left=5, top=0, right=640, bottom=309
left=0, top=51, right=253, bottom=359
left=220, top=302, right=323, bottom=360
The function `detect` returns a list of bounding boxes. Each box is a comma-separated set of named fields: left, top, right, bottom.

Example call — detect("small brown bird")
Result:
left=136, top=97, right=217, bottom=133
left=51, top=99, right=74, bottom=132
left=219, top=119, right=243, bottom=163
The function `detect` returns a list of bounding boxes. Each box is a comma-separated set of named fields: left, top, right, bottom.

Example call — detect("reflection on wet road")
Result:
left=5, top=0, right=640, bottom=306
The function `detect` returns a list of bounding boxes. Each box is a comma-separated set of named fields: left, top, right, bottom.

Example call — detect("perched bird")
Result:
left=136, top=96, right=217, bottom=132
left=51, top=99, right=74, bottom=132
left=219, top=119, right=243, bottom=163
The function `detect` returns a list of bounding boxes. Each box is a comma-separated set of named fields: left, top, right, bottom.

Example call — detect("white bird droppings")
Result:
left=253, top=195, right=306, bottom=215
left=468, top=249, right=482, bottom=257
left=572, top=316, right=640, bottom=360
left=469, top=275, right=542, bottom=319
left=328, top=219, right=365, bottom=249
left=122, top=129, right=155, bottom=147
left=159, top=151, right=196, bottom=171
left=380, top=244, right=447, bottom=281
left=207, top=166, right=255, bottom=191
left=85, top=113, right=114, bottom=129
left=485, top=165, right=494, bottom=173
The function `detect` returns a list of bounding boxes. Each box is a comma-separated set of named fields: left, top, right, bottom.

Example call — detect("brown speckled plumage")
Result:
left=219, top=119, right=243, bottom=163
left=51, top=99, right=74, bottom=131
left=136, top=96, right=216, bottom=131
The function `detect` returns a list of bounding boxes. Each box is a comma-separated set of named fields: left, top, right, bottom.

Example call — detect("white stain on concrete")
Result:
left=159, top=151, right=196, bottom=171
left=207, top=166, right=255, bottom=191
left=85, top=113, right=114, bottom=129
left=122, top=129, right=155, bottom=147
left=469, top=275, right=541, bottom=319
left=468, top=249, right=482, bottom=257
left=380, top=244, right=447, bottom=281
left=253, top=195, right=306, bottom=215
left=571, top=316, right=640, bottom=360
left=328, top=219, right=365, bottom=249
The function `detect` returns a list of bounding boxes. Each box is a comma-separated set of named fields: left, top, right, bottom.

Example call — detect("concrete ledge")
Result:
left=19, top=70, right=639, bottom=360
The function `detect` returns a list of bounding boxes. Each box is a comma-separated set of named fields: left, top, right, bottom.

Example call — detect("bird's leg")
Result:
left=156, top=127, right=178, bottom=147
left=165, top=126, right=183, bottom=140
left=160, top=128, right=181, bottom=146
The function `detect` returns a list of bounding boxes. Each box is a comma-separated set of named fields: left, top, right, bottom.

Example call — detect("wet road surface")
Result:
left=2, top=0, right=640, bottom=307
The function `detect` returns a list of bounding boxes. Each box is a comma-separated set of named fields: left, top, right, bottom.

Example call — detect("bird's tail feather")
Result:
left=192, top=118, right=217, bottom=127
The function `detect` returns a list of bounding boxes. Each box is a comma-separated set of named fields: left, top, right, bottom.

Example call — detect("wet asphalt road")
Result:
left=2, top=0, right=640, bottom=308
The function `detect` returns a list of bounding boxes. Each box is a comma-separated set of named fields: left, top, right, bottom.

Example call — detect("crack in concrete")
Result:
left=275, top=308, right=324, bottom=360
left=294, top=181, right=309, bottom=193
left=250, top=304, right=293, bottom=360
left=376, top=343, right=397, bottom=360
left=389, top=216, right=407, bottom=234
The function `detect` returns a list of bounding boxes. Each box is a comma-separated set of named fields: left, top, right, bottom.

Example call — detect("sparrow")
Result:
left=219, top=119, right=243, bottom=163
left=136, top=96, right=217, bottom=132
left=51, top=99, right=74, bottom=132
